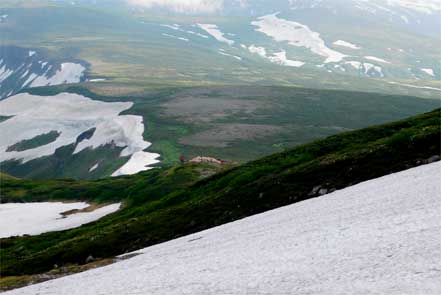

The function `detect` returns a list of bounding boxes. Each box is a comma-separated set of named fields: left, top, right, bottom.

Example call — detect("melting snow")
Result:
left=161, top=24, right=209, bottom=38
left=0, top=202, right=121, bottom=238
left=363, top=62, right=384, bottom=77
left=162, top=33, right=189, bottom=42
left=364, top=56, right=391, bottom=64
left=5, top=162, right=441, bottom=294
left=0, top=93, right=160, bottom=175
left=248, top=45, right=267, bottom=57
left=252, top=13, right=347, bottom=63
left=421, top=68, right=435, bottom=76
left=333, top=40, right=361, bottom=50
left=218, top=50, right=242, bottom=60
left=0, top=65, right=14, bottom=83
left=89, top=163, right=99, bottom=172
left=268, top=51, right=305, bottom=67
left=345, top=61, right=362, bottom=69
left=197, top=24, right=235, bottom=45
left=247, top=45, right=304, bottom=67
left=29, top=62, right=85, bottom=87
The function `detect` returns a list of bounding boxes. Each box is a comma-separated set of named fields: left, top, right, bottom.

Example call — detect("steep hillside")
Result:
left=1, top=109, right=439, bottom=288
left=4, top=161, right=440, bottom=294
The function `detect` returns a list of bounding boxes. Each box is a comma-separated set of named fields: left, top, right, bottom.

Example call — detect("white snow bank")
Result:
left=218, top=50, right=242, bottom=60
left=28, top=62, right=85, bottom=87
left=112, top=151, right=160, bottom=176
left=363, top=62, right=384, bottom=77
left=0, top=65, right=14, bottom=83
left=0, top=93, right=160, bottom=175
left=247, top=45, right=304, bottom=67
left=365, top=56, right=391, bottom=64
left=345, top=61, right=384, bottom=77
left=421, top=68, right=435, bottom=76
left=0, top=202, right=121, bottom=238
left=333, top=40, right=361, bottom=50
left=6, top=162, right=441, bottom=294
left=162, top=33, right=189, bottom=42
left=252, top=13, right=346, bottom=63
left=197, top=24, right=234, bottom=45
left=268, top=50, right=305, bottom=67
left=247, top=44, right=267, bottom=57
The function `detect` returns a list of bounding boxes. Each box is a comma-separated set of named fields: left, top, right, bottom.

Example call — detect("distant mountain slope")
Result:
left=4, top=161, right=440, bottom=294
left=1, top=109, right=439, bottom=287
left=0, top=2, right=439, bottom=98
left=0, top=46, right=87, bottom=99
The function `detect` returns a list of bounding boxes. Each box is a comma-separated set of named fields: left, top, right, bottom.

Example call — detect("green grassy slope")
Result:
left=1, top=109, right=439, bottom=279
left=2, top=85, right=439, bottom=180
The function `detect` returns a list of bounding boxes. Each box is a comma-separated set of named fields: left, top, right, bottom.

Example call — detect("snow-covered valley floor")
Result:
left=0, top=202, right=121, bottom=238
left=5, top=162, right=441, bottom=294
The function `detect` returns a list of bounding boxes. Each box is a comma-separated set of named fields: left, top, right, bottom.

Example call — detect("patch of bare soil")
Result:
left=161, top=96, right=265, bottom=123
left=179, top=124, right=283, bottom=147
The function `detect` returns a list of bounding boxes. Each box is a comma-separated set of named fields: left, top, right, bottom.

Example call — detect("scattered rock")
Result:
left=309, top=185, right=322, bottom=196
left=86, top=255, right=94, bottom=263
left=426, top=155, right=440, bottom=164
left=318, top=188, right=328, bottom=196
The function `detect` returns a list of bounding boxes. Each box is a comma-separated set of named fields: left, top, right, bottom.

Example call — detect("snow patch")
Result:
left=268, top=51, right=305, bottom=67
left=6, top=162, right=441, bottom=294
left=252, top=13, right=347, bottom=63
left=0, top=93, right=160, bottom=175
left=345, top=61, right=362, bottom=69
left=29, top=62, right=86, bottom=87
left=162, top=33, right=189, bottom=42
left=247, top=45, right=304, bottom=67
left=333, top=40, right=361, bottom=50
left=218, top=50, right=242, bottom=60
left=421, top=68, right=435, bottom=76
left=365, top=56, right=391, bottom=64
left=363, top=62, right=384, bottom=77
left=248, top=45, right=267, bottom=57
left=197, top=24, right=234, bottom=45
left=89, top=163, right=99, bottom=172
left=0, top=202, right=121, bottom=238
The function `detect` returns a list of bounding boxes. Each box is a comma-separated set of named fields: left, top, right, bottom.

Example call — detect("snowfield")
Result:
left=246, top=45, right=304, bottom=67
left=333, top=40, right=361, bottom=50
left=252, top=13, right=347, bottom=63
left=197, top=24, right=234, bottom=45
left=0, top=202, right=121, bottom=238
left=0, top=93, right=160, bottom=175
left=6, top=162, right=441, bottom=294
left=268, top=51, right=305, bottom=67
left=364, top=56, right=391, bottom=64
left=421, top=68, right=435, bottom=76
left=27, top=62, right=85, bottom=87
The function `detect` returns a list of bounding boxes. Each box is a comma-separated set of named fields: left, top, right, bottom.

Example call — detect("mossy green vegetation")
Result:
left=3, top=84, right=438, bottom=180
left=6, top=131, right=60, bottom=152
left=1, top=109, right=439, bottom=282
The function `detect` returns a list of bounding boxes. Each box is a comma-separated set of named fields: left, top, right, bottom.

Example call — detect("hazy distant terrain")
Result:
left=0, top=0, right=440, bottom=179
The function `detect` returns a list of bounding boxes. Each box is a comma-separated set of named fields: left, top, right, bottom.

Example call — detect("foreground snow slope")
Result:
left=6, top=162, right=441, bottom=294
